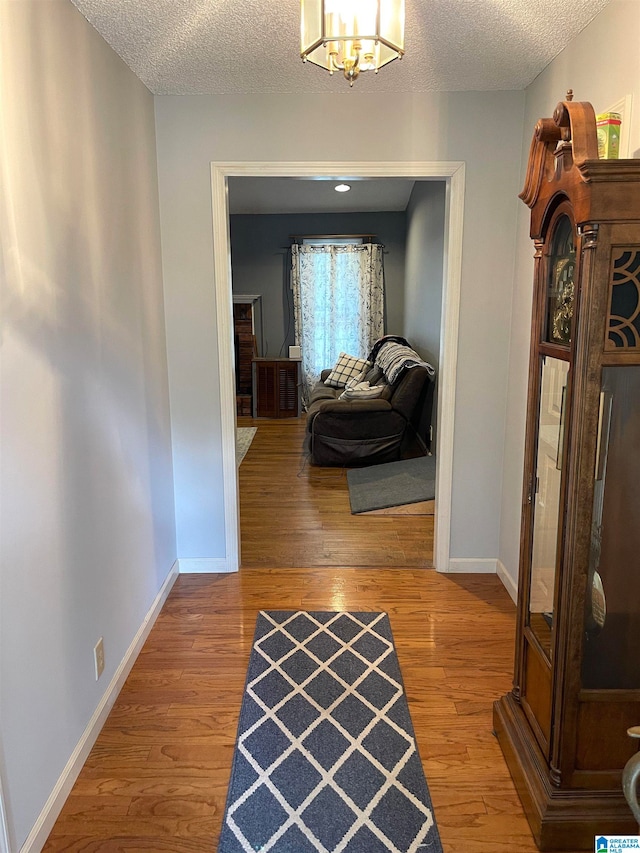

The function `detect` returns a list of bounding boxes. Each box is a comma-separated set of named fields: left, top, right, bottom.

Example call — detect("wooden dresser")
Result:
left=252, top=358, right=300, bottom=418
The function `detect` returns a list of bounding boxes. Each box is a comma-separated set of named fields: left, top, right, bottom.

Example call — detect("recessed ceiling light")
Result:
left=335, top=184, right=351, bottom=193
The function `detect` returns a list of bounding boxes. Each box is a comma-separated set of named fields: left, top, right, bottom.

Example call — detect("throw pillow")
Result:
left=324, top=353, right=370, bottom=388
left=339, top=381, right=385, bottom=401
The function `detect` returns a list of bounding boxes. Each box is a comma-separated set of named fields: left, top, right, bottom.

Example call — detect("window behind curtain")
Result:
left=291, top=242, right=385, bottom=406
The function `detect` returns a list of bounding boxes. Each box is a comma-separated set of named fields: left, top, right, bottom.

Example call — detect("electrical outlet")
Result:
left=94, top=637, right=105, bottom=680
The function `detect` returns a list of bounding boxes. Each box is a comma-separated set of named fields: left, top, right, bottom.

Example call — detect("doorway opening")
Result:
left=211, top=161, right=466, bottom=573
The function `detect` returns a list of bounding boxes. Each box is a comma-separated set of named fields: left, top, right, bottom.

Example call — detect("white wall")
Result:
left=0, top=2, right=176, bottom=848
left=155, top=90, right=525, bottom=564
left=499, top=0, right=640, bottom=593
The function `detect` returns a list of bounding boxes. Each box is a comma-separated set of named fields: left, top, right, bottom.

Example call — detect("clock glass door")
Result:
left=528, top=356, right=569, bottom=656
left=525, top=208, right=576, bottom=658
left=582, top=365, right=640, bottom=689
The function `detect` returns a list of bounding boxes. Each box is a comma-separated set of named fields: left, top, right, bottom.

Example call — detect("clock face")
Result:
left=546, top=214, right=576, bottom=345
left=551, top=256, right=575, bottom=343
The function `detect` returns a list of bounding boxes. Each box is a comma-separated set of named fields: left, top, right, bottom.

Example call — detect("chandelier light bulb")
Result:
left=301, top=0, right=404, bottom=86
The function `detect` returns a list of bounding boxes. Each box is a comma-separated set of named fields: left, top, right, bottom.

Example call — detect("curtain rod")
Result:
left=289, top=234, right=378, bottom=240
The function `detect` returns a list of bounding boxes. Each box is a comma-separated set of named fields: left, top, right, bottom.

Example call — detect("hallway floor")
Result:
left=43, top=418, right=585, bottom=852
left=43, top=567, right=581, bottom=852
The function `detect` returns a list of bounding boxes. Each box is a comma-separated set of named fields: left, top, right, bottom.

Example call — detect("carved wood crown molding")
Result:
left=519, top=92, right=598, bottom=209
left=577, top=160, right=640, bottom=183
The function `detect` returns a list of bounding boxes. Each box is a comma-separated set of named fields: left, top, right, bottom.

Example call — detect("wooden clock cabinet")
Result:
left=493, top=94, right=640, bottom=849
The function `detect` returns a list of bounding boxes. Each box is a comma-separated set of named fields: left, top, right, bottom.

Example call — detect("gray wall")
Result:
left=0, top=2, right=176, bottom=847
left=404, top=182, right=446, bottom=369
left=403, top=181, right=447, bottom=442
left=498, top=0, right=640, bottom=596
left=229, top=211, right=408, bottom=358
left=155, top=90, right=525, bottom=563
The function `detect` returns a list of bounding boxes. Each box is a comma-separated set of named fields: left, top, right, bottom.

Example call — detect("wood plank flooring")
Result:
left=43, top=418, right=583, bottom=852
left=237, top=417, right=434, bottom=568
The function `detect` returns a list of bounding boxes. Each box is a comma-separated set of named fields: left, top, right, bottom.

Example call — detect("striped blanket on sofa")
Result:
left=374, top=341, right=436, bottom=385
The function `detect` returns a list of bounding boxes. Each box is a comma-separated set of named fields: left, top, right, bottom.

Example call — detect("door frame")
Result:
left=210, top=160, right=466, bottom=573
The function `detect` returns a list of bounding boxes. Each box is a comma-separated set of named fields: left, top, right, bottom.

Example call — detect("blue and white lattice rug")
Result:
left=218, top=610, right=443, bottom=853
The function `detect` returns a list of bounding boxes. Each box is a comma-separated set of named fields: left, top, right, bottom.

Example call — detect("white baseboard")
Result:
left=178, top=557, right=233, bottom=573
left=497, top=559, right=518, bottom=604
left=0, top=756, right=10, bottom=853
left=20, top=562, right=179, bottom=853
left=446, top=558, right=498, bottom=574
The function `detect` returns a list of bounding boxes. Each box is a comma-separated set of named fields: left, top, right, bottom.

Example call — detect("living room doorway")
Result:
left=210, top=161, right=466, bottom=574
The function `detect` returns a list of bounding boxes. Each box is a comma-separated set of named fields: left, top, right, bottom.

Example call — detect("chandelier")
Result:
left=300, top=0, right=405, bottom=86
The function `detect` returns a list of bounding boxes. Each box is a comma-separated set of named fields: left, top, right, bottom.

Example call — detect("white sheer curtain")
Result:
left=291, top=242, right=385, bottom=406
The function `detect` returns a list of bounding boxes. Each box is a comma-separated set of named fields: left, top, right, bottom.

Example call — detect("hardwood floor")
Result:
left=238, top=416, right=434, bottom=569
left=43, top=418, right=582, bottom=852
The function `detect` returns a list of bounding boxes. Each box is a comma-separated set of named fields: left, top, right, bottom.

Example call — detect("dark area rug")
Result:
left=347, top=455, right=436, bottom=514
left=218, top=610, right=442, bottom=853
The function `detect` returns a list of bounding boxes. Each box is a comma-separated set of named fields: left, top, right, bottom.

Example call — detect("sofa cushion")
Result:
left=363, top=364, right=385, bottom=385
left=377, top=382, right=394, bottom=402
left=324, top=352, right=369, bottom=388
left=309, top=383, right=339, bottom=404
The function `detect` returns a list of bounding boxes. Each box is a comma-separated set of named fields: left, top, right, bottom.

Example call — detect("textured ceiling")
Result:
left=70, top=0, right=610, bottom=95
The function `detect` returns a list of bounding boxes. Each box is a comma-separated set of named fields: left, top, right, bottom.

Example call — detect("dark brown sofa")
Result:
left=305, top=364, right=434, bottom=467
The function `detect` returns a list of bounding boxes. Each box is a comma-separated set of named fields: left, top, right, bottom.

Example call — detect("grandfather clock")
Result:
left=494, top=93, right=640, bottom=850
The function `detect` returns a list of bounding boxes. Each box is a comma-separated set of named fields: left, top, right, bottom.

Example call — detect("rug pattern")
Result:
left=236, top=427, right=257, bottom=466
left=218, top=610, right=442, bottom=853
